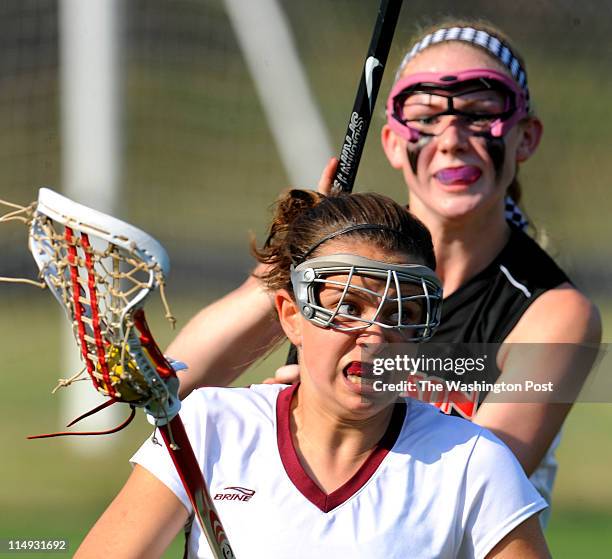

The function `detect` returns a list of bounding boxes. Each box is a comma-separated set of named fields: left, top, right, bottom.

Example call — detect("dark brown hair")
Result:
left=252, top=189, right=436, bottom=293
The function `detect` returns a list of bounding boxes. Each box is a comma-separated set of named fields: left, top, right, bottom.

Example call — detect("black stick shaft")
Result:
left=333, top=0, right=403, bottom=193
left=286, top=0, right=403, bottom=366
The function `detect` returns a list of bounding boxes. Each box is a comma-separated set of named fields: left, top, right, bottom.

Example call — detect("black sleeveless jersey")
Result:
left=430, top=225, right=570, bottom=344
left=422, top=226, right=570, bottom=419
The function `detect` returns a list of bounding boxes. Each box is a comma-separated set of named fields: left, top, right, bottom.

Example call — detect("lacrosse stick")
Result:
left=333, top=0, right=403, bottom=193
left=3, top=188, right=235, bottom=559
left=286, top=0, right=403, bottom=365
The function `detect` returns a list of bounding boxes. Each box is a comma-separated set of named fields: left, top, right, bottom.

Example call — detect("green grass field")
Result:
left=1, top=292, right=611, bottom=557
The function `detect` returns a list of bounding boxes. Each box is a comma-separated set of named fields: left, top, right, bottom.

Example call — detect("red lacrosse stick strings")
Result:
left=132, top=308, right=173, bottom=378
left=64, top=226, right=100, bottom=390
left=80, top=232, right=116, bottom=398
left=64, top=226, right=116, bottom=396
left=27, top=400, right=136, bottom=439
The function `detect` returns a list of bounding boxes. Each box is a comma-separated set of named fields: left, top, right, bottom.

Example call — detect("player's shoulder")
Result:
left=506, top=283, right=601, bottom=344
left=498, top=226, right=569, bottom=291
left=402, top=399, right=488, bottom=450
left=505, top=226, right=557, bottom=263
left=405, top=399, right=521, bottom=469
left=182, top=383, right=288, bottom=422
left=406, top=397, right=477, bottom=431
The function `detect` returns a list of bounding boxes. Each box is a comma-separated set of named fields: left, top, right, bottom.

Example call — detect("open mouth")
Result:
left=343, top=361, right=374, bottom=386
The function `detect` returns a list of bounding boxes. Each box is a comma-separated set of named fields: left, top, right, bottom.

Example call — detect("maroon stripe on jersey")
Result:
left=276, top=383, right=406, bottom=513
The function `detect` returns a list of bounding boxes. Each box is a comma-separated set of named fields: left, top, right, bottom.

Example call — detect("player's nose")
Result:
left=436, top=117, right=470, bottom=154
left=356, top=321, right=392, bottom=346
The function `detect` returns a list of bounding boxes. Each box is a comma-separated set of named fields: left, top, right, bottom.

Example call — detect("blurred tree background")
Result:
left=1, top=0, right=610, bottom=556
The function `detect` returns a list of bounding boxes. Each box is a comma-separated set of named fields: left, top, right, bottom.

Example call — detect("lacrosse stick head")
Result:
left=29, top=188, right=180, bottom=424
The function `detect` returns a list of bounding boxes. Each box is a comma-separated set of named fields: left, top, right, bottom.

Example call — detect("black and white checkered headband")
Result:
left=504, top=196, right=528, bottom=230
left=395, top=27, right=530, bottom=106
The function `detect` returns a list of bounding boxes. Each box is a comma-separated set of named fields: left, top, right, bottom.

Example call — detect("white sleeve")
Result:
left=130, top=429, right=192, bottom=514
left=458, top=428, right=548, bottom=559
left=130, top=392, right=209, bottom=515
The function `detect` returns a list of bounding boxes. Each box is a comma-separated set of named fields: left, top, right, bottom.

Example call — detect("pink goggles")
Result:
left=386, top=68, right=529, bottom=142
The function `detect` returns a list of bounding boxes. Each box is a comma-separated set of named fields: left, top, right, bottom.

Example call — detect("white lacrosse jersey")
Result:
left=131, top=384, right=546, bottom=559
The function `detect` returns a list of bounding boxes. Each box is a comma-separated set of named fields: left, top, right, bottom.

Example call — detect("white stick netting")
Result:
left=1, top=196, right=176, bottom=410
left=30, top=213, right=167, bottom=402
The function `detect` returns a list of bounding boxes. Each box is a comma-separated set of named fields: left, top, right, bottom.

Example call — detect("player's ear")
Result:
left=516, top=116, right=543, bottom=163
left=381, top=124, right=406, bottom=169
left=275, top=290, right=302, bottom=346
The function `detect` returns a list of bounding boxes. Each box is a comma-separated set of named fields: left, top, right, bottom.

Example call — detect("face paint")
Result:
left=406, top=135, right=434, bottom=174
left=482, top=134, right=505, bottom=180
left=485, top=136, right=505, bottom=180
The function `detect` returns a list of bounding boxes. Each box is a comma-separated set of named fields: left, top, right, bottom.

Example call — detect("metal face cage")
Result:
left=291, top=254, right=443, bottom=341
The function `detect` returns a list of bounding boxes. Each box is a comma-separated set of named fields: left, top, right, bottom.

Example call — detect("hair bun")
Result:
left=275, top=189, right=323, bottom=226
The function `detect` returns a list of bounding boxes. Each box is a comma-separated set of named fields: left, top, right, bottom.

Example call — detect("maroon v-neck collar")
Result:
left=276, top=384, right=406, bottom=513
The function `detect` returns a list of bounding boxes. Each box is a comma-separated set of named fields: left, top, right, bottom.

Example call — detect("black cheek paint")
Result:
left=483, top=135, right=506, bottom=179
left=406, top=136, right=434, bottom=174
left=407, top=145, right=420, bottom=174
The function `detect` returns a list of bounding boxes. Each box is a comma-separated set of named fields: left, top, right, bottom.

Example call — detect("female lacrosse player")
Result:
left=76, top=191, right=550, bottom=558
left=166, top=19, right=601, bottom=527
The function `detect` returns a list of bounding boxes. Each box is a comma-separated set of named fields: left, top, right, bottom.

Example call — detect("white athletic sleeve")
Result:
left=457, top=428, right=548, bottom=559
left=130, top=391, right=208, bottom=515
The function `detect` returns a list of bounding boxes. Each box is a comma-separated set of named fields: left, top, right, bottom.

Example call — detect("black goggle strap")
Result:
left=395, top=87, right=516, bottom=125
left=400, top=77, right=510, bottom=98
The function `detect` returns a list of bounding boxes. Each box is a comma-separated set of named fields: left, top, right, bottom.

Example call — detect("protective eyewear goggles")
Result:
left=386, top=68, right=528, bottom=143
left=290, top=254, right=443, bottom=341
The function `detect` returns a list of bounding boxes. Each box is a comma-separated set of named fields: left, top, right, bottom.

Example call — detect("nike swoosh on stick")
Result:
left=365, top=56, right=383, bottom=112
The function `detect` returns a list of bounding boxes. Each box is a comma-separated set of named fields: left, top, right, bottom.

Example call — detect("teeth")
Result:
left=346, top=374, right=373, bottom=386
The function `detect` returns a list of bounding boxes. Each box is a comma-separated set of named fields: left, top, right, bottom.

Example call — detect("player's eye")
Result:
left=400, top=96, right=444, bottom=120
left=337, top=302, right=360, bottom=317
left=385, top=302, right=422, bottom=325
left=462, top=113, right=497, bottom=127
left=400, top=103, right=441, bottom=122
left=414, top=115, right=441, bottom=125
